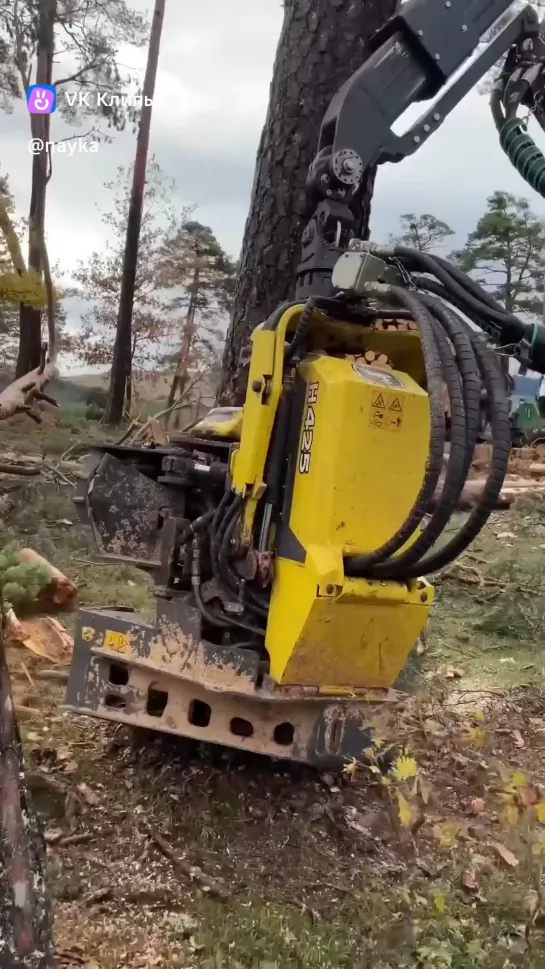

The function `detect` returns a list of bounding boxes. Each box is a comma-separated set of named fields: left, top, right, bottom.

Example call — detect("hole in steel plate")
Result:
left=146, top=687, right=168, bottom=718
left=187, top=699, right=212, bottom=728
left=108, top=662, right=129, bottom=686
left=230, top=717, right=254, bottom=738
left=273, top=722, right=294, bottom=746
left=104, top=693, right=126, bottom=709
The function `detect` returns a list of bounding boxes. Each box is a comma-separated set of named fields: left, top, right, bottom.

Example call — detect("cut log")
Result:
left=15, top=550, right=77, bottom=615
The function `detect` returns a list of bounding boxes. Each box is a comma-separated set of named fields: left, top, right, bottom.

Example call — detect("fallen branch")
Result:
left=0, top=463, right=40, bottom=477
left=142, top=822, right=228, bottom=901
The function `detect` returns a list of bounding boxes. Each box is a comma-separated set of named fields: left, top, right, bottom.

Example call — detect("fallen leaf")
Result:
left=493, top=842, right=519, bottom=867
left=535, top=802, right=545, bottom=823
left=512, top=729, right=525, bottom=749
left=502, top=803, right=519, bottom=826
left=433, top=820, right=461, bottom=847
left=62, top=759, right=79, bottom=774
left=342, top=759, right=357, bottom=779
left=77, top=783, right=99, bottom=806
left=470, top=797, right=485, bottom=815
left=461, top=870, right=478, bottom=893
left=44, top=828, right=64, bottom=845
left=497, top=531, right=515, bottom=539
left=433, top=892, right=445, bottom=913
left=520, top=786, right=539, bottom=807
left=392, top=753, right=418, bottom=781
left=397, top=791, right=415, bottom=828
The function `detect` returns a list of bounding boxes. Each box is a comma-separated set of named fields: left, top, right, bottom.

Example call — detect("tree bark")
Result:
left=217, top=0, right=397, bottom=404
left=105, top=0, right=166, bottom=426
left=0, top=622, right=54, bottom=969
left=16, top=0, right=55, bottom=378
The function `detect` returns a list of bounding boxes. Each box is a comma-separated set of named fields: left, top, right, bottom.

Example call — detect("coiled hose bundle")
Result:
left=343, top=243, right=513, bottom=582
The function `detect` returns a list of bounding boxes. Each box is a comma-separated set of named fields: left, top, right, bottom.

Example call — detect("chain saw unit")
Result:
left=68, top=0, right=545, bottom=768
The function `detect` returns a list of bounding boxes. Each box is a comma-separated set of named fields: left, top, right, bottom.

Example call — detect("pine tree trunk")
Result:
left=105, top=0, right=166, bottom=425
left=217, top=0, right=397, bottom=404
left=0, top=626, right=54, bottom=969
left=16, top=0, right=55, bottom=378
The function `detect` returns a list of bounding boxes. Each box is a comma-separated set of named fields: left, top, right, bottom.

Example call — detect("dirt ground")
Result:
left=3, top=422, right=545, bottom=968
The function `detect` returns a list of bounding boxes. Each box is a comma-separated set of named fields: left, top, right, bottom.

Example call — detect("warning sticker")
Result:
left=103, top=629, right=129, bottom=653
left=369, top=392, right=404, bottom=432
left=369, top=406, right=385, bottom=429
left=371, top=392, right=386, bottom=409
left=81, top=626, right=95, bottom=642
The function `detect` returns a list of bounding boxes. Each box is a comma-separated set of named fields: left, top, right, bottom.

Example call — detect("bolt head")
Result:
left=251, top=379, right=263, bottom=393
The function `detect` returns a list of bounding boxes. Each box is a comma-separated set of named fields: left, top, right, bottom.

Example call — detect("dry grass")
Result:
left=3, top=428, right=545, bottom=967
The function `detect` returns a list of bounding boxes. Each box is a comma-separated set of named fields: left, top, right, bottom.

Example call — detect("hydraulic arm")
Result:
left=296, top=0, right=545, bottom=378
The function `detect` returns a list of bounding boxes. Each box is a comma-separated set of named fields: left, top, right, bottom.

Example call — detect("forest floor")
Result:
left=3, top=419, right=545, bottom=968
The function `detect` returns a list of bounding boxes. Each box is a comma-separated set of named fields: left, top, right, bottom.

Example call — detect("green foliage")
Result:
left=452, top=191, right=545, bottom=316
left=0, top=0, right=148, bottom=132
left=0, top=541, right=47, bottom=613
left=389, top=212, right=454, bottom=253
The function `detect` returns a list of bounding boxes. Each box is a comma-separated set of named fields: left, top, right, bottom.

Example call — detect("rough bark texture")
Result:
left=217, top=0, right=397, bottom=404
left=16, top=0, right=55, bottom=378
left=0, top=626, right=54, bottom=969
left=105, top=0, right=166, bottom=425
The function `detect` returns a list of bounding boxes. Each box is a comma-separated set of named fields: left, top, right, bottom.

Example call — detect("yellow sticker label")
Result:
left=369, top=393, right=404, bottom=432
left=103, top=629, right=129, bottom=653
left=369, top=407, right=385, bottom=430
left=81, top=626, right=95, bottom=642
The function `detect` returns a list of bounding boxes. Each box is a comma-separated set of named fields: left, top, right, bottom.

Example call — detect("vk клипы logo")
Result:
left=27, top=84, right=56, bottom=114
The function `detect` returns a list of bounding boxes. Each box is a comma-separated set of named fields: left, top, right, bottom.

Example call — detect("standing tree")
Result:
left=452, top=190, right=545, bottom=378
left=157, top=221, right=236, bottom=425
left=389, top=212, right=455, bottom=253
left=218, top=0, right=399, bottom=402
left=71, top=161, right=187, bottom=399
left=105, top=0, right=166, bottom=425
left=0, top=0, right=149, bottom=376
left=453, top=191, right=545, bottom=317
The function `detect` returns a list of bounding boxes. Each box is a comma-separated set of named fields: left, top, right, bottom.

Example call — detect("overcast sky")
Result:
left=2, top=0, right=545, bottom=368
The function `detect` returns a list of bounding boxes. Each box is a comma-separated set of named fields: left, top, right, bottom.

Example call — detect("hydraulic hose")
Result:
left=343, top=246, right=513, bottom=580
left=490, top=84, right=545, bottom=201
left=344, top=287, right=446, bottom=575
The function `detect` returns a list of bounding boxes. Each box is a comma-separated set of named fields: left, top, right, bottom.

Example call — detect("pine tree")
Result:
left=453, top=191, right=545, bottom=317
left=389, top=212, right=455, bottom=253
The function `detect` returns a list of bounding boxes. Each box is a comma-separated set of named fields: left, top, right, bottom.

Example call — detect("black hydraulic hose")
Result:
left=383, top=245, right=530, bottom=340
left=431, top=254, right=509, bottom=316
left=191, top=536, right=231, bottom=629
left=176, top=509, right=215, bottom=548
left=419, top=295, right=482, bottom=476
left=284, top=297, right=317, bottom=363
left=344, top=287, right=446, bottom=575
left=403, top=330, right=511, bottom=577
left=367, top=301, right=473, bottom=579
